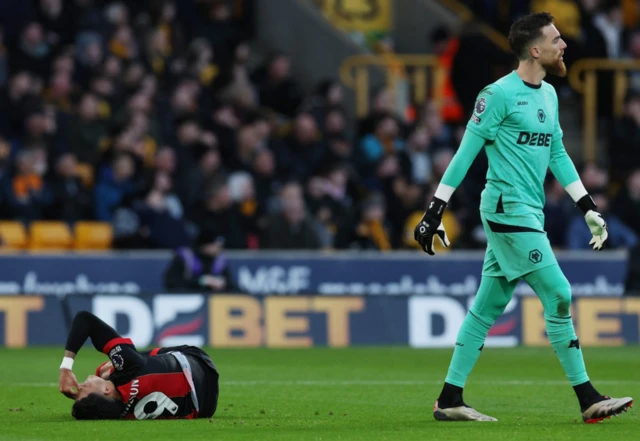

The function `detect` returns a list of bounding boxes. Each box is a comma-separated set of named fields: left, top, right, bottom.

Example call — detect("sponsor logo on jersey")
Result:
left=517, top=101, right=528, bottom=106
left=516, top=132, right=552, bottom=147
left=475, top=98, right=486, bottom=114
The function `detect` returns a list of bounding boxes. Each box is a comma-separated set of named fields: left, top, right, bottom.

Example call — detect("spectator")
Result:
left=249, top=147, right=279, bottom=213
left=543, top=177, right=574, bottom=248
left=305, top=163, right=352, bottom=247
left=94, top=153, right=136, bottom=222
left=11, top=22, right=52, bottom=77
left=163, top=226, right=237, bottom=293
left=0, top=71, right=37, bottom=139
left=6, top=145, right=52, bottom=222
left=228, top=170, right=261, bottom=248
left=178, top=148, right=224, bottom=215
left=335, top=192, right=397, bottom=251
left=191, top=176, right=248, bottom=250
left=357, top=114, right=404, bottom=188
left=67, top=92, right=108, bottom=165
left=610, top=90, right=640, bottom=182
left=274, top=112, right=325, bottom=182
left=430, top=26, right=464, bottom=125
left=302, top=78, right=345, bottom=129
left=133, top=172, right=190, bottom=249
left=47, top=153, right=92, bottom=223
left=262, top=181, right=322, bottom=250
left=612, top=169, right=640, bottom=237
left=253, top=53, right=304, bottom=118
left=566, top=193, right=638, bottom=250
left=398, top=125, right=432, bottom=185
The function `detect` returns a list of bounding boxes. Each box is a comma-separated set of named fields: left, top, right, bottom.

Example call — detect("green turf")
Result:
left=0, top=346, right=637, bottom=440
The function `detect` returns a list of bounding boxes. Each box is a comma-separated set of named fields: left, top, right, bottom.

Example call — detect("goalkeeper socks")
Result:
left=443, top=310, right=491, bottom=389
left=573, top=381, right=605, bottom=411
left=443, top=276, right=516, bottom=390
left=437, top=382, right=465, bottom=408
left=523, top=265, right=590, bottom=387
left=545, top=315, right=590, bottom=386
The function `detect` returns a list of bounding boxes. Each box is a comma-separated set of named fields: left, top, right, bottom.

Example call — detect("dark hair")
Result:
left=430, top=26, right=451, bottom=44
left=508, top=12, right=555, bottom=60
left=72, top=393, right=125, bottom=420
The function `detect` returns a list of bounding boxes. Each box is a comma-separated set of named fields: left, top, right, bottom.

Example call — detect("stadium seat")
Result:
left=0, top=222, right=28, bottom=250
left=74, top=222, right=113, bottom=250
left=28, top=222, right=73, bottom=250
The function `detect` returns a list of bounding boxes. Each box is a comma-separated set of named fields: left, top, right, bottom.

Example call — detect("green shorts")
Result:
left=480, top=211, right=557, bottom=282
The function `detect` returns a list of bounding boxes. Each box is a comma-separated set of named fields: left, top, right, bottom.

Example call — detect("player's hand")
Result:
left=200, top=275, right=227, bottom=291
left=98, top=361, right=113, bottom=379
left=59, top=369, right=79, bottom=399
left=414, top=197, right=450, bottom=255
left=584, top=210, right=608, bottom=250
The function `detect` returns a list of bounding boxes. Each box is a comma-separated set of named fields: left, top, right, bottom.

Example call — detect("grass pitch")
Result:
left=0, top=346, right=637, bottom=440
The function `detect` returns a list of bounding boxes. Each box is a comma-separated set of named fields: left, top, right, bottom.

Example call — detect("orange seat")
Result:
left=29, top=221, right=73, bottom=250
left=74, top=222, right=113, bottom=250
left=0, top=222, right=28, bottom=249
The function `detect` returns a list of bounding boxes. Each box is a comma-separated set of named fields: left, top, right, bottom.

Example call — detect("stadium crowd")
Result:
left=0, top=0, right=638, bottom=252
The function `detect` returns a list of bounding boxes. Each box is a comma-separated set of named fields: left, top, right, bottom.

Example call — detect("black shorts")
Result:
left=175, top=346, right=219, bottom=418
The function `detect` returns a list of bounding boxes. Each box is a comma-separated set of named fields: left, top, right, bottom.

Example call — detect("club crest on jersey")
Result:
left=537, top=109, right=546, bottom=123
left=475, top=97, right=486, bottom=114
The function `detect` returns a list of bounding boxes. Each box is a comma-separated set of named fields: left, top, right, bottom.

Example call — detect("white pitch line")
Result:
left=9, top=380, right=640, bottom=388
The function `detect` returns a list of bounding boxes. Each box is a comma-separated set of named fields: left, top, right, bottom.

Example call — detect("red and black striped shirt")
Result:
left=103, top=338, right=198, bottom=420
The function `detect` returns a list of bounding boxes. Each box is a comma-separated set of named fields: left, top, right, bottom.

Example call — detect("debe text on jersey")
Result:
left=516, top=131, right=552, bottom=147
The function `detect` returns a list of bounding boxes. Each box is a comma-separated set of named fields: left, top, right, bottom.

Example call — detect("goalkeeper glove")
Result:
left=577, top=194, right=608, bottom=250
left=414, top=197, right=450, bottom=255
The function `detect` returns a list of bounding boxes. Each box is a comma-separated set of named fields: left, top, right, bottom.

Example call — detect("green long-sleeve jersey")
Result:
left=440, top=70, right=579, bottom=215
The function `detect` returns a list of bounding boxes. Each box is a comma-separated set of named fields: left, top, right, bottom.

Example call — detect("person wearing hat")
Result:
left=163, top=227, right=238, bottom=293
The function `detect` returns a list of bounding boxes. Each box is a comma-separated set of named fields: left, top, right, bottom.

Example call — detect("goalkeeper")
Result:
left=414, top=12, right=633, bottom=423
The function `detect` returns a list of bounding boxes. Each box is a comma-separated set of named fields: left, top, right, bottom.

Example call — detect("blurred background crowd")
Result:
left=0, top=0, right=639, bottom=253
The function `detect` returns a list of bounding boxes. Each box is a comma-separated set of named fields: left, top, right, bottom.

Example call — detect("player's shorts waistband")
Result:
left=168, top=351, right=200, bottom=413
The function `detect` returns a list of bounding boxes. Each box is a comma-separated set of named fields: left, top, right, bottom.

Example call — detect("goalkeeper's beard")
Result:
left=543, top=56, right=567, bottom=77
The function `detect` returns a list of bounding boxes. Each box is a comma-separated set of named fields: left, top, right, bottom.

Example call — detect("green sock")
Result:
left=524, top=265, right=589, bottom=386
left=445, top=276, right=517, bottom=388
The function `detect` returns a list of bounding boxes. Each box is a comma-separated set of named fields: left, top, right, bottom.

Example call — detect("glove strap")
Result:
left=576, top=194, right=597, bottom=215
left=426, top=197, right=447, bottom=217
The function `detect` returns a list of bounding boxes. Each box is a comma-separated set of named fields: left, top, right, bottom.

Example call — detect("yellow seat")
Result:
left=0, top=222, right=28, bottom=249
left=29, top=221, right=73, bottom=250
left=74, top=222, right=113, bottom=250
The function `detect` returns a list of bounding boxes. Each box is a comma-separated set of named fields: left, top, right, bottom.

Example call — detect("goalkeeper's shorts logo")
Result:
left=528, top=249, right=543, bottom=264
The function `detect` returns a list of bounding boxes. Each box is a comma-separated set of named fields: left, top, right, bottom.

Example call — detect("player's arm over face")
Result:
left=59, top=312, right=144, bottom=397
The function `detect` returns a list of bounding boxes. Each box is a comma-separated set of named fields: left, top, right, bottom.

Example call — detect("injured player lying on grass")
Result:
left=58, top=311, right=219, bottom=420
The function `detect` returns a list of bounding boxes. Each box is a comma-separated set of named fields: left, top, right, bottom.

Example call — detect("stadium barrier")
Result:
left=568, top=58, right=640, bottom=162
left=339, top=54, right=446, bottom=117
left=0, top=250, right=628, bottom=297
left=1, top=293, right=639, bottom=348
